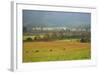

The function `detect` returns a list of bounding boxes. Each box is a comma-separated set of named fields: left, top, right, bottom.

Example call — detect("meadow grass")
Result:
left=23, top=40, right=91, bottom=62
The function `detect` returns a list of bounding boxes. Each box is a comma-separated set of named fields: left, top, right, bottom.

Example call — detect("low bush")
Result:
left=80, top=38, right=90, bottom=43
left=26, top=37, right=33, bottom=41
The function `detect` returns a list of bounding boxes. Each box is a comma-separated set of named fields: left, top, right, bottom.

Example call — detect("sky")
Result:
left=23, top=10, right=91, bottom=28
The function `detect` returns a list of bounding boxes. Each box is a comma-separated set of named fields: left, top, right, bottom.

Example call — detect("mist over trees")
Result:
left=23, top=23, right=91, bottom=43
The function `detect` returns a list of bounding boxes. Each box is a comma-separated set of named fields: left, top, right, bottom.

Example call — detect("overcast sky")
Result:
left=23, top=10, right=91, bottom=27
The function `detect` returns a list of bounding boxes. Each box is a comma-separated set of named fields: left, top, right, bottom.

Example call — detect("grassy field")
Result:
left=23, top=40, right=91, bottom=62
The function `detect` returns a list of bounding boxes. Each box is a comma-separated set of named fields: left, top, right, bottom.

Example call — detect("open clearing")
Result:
left=23, top=40, right=91, bottom=62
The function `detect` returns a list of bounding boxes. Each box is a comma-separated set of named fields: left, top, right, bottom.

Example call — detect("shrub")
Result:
left=49, top=49, right=53, bottom=52
left=26, top=37, right=33, bottom=41
left=34, top=35, right=41, bottom=41
left=35, top=50, right=39, bottom=52
left=43, top=34, right=50, bottom=39
left=80, top=38, right=85, bottom=43
left=80, top=38, right=90, bottom=43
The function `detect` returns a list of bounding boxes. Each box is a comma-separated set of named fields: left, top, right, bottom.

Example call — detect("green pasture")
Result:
left=23, top=40, right=91, bottom=62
